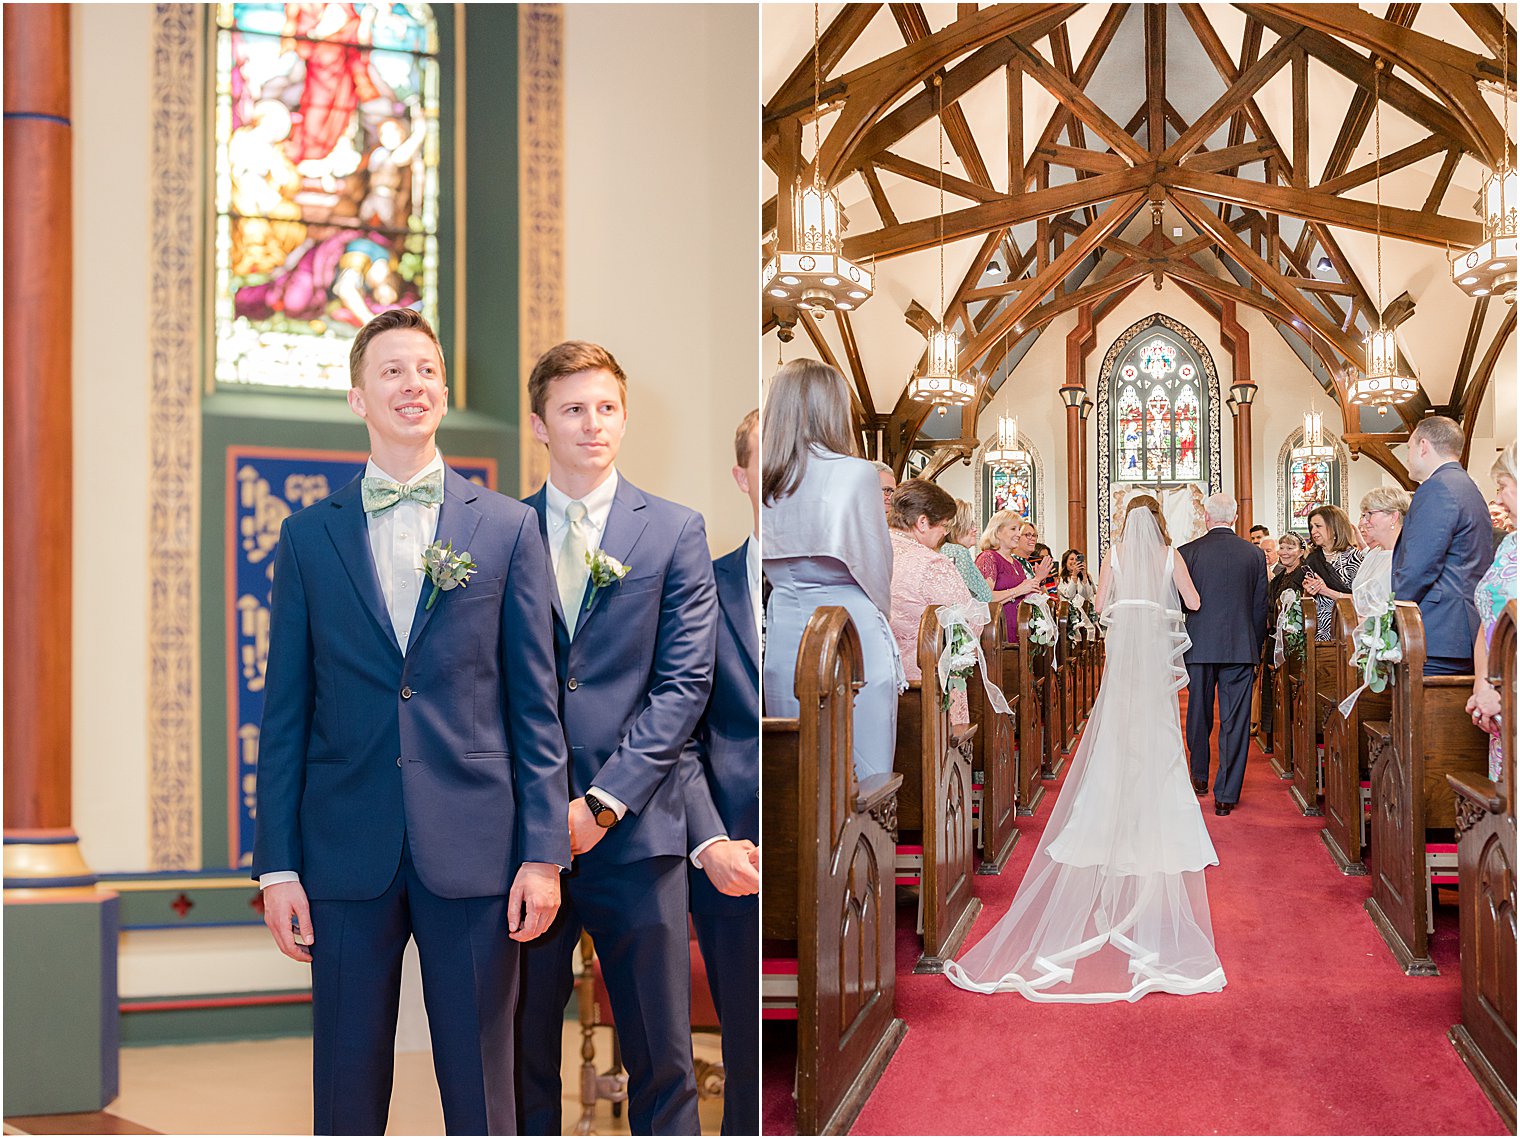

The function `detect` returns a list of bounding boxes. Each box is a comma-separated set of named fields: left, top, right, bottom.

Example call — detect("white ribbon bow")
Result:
left=934, top=601, right=1013, bottom=715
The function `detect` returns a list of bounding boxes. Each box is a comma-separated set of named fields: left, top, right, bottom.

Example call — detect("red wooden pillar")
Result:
left=1231, top=382, right=1258, bottom=538
left=1078, top=396, right=1093, bottom=552
left=3, top=4, right=89, bottom=886
left=1060, top=385, right=1085, bottom=553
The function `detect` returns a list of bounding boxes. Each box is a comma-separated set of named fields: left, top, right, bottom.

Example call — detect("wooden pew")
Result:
left=1289, top=593, right=1337, bottom=817
left=1256, top=637, right=1277, bottom=757
left=1364, top=602, right=1490, bottom=975
left=1266, top=593, right=1296, bottom=781
left=1055, top=598, right=1078, bottom=757
left=1001, top=602, right=1045, bottom=816
left=894, top=607, right=982, bottom=973
left=1446, top=599, right=1516, bottom=1131
left=762, top=606, right=906, bottom=1136
left=969, top=601, right=1018, bottom=875
left=1321, top=599, right=1390, bottom=875
left=1038, top=599, right=1070, bottom=779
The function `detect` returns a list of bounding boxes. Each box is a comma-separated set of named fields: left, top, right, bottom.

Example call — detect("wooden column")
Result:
left=1078, top=396, right=1093, bottom=553
left=1060, top=385, right=1085, bottom=553
left=1231, top=382, right=1258, bottom=538
left=4, top=5, right=87, bottom=882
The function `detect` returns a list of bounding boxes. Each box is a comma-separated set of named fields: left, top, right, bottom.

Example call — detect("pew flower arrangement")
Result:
left=939, top=618, right=978, bottom=712
left=1351, top=596, right=1401, bottom=692
left=1026, top=602, right=1057, bottom=654
left=1276, top=589, right=1305, bottom=662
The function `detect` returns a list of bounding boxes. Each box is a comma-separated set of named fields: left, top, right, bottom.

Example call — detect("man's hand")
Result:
left=507, top=862, right=561, bottom=943
left=262, top=881, right=314, bottom=962
left=701, top=839, right=760, bottom=896
left=568, top=798, right=608, bottom=856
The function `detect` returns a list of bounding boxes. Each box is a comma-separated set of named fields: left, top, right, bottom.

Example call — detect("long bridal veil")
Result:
left=944, top=507, right=1225, bottom=1002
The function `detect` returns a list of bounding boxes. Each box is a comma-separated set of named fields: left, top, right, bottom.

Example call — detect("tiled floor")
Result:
left=17, top=1025, right=724, bottom=1135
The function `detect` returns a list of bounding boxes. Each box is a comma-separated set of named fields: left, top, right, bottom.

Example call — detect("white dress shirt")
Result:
left=544, top=469, right=629, bottom=823
left=260, top=452, right=445, bottom=892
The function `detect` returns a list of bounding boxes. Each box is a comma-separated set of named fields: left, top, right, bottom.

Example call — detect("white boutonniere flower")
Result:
left=420, top=540, right=478, bottom=610
left=584, top=548, right=631, bottom=610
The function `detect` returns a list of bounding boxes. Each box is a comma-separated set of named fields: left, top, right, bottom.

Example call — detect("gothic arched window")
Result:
left=212, top=2, right=441, bottom=391
left=1112, top=333, right=1206, bottom=483
left=1277, top=430, right=1347, bottom=536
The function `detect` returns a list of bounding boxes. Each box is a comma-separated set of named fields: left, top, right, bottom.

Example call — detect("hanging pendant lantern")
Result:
left=983, top=413, right=1029, bottom=467
left=1451, top=30, right=1516, bottom=303
left=1292, top=411, right=1334, bottom=461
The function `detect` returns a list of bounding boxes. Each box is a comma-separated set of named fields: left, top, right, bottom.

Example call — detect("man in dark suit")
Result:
left=680, top=409, right=760, bottom=1135
left=1178, top=493, right=1268, bottom=816
left=517, top=341, right=718, bottom=1136
left=254, top=309, right=570, bottom=1135
left=1392, top=415, right=1493, bottom=675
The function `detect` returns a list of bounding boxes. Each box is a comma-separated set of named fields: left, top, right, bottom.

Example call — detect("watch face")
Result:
left=594, top=807, right=618, bottom=828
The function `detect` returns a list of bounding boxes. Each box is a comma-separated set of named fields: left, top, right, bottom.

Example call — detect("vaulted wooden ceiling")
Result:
left=761, top=3, right=1517, bottom=482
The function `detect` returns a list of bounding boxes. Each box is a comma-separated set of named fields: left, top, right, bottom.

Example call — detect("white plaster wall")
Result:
left=563, top=5, right=759, bottom=556
left=73, top=3, right=154, bottom=874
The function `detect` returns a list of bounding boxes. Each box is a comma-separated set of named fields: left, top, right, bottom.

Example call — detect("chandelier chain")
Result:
left=813, top=2, right=821, bottom=168
left=1374, top=59, right=1383, bottom=317
left=937, top=74, right=946, bottom=323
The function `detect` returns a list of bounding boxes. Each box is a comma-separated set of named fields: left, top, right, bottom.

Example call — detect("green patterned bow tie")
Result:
left=361, top=470, right=444, bottom=515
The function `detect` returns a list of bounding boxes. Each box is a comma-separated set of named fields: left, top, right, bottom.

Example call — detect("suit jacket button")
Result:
left=567, top=677, right=579, bottom=691
left=401, top=686, right=413, bottom=700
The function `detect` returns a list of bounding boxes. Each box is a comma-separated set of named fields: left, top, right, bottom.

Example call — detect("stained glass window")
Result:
left=213, top=3, right=441, bottom=391
left=986, top=458, right=1035, bottom=526
left=1283, top=432, right=1343, bottom=534
left=1111, top=335, right=1209, bottom=483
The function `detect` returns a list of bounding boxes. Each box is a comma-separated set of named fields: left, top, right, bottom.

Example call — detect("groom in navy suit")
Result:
left=679, top=409, right=761, bottom=1135
left=254, top=309, right=571, bottom=1134
left=517, top=341, right=718, bottom=1135
left=1178, top=493, right=1268, bottom=815
left=1392, top=415, right=1493, bottom=675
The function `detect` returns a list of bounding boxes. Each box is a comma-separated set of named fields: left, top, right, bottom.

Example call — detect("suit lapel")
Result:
left=578, top=478, right=649, bottom=633
left=717, top=543, right=759, bottom=677
left=323, top=476, right=402, bottom=657
left=404, top=467, right=484, bottom=657
left=524, top=485, right=568, bottom=634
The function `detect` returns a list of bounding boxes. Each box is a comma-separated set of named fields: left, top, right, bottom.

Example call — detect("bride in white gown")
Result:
left=944, top=496, right=1226, bottom=1002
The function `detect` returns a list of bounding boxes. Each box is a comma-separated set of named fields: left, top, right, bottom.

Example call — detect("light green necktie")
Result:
left=361, top=469, right=444, bottom=515
left=557, top=500, right=592, bottom=632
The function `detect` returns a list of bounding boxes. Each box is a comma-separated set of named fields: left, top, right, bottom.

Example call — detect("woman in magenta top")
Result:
left=975, top=511, right=1054, bottom=643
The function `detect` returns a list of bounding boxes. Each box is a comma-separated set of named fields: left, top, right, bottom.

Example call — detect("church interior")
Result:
left=4, top=3, right=753, bottom=1134
left=760, top=2, right=1517, bottom=1135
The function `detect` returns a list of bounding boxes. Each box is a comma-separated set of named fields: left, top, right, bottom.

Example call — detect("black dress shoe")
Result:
left=1214, top=802, right=1234, bottom=816
left=1192, top=779, right=1208, bottom=794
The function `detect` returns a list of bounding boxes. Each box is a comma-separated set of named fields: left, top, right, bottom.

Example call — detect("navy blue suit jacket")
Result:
left=1392, top=460, right=1492, bottom=661
left=252, top=467, right=572, bottom=901
left=681, top=540, right=760, bottom=916
left=525, top=477, right=718, bottom=865
left=1177, top=526, right=1269, bottom=664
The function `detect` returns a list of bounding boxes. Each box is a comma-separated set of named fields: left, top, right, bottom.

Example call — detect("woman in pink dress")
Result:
left=889, top=480, right=978, bottom=725
left=975, top=511, right=1054, bottom=643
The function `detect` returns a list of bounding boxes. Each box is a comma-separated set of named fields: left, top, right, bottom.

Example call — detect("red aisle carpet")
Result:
left=762, top=696, right=1508, bottom=1135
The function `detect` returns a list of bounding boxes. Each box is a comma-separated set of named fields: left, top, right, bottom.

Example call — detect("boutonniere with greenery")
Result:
left=584, top=548, right=631, bottom=610
left=421, top=540, right=477, bottom=610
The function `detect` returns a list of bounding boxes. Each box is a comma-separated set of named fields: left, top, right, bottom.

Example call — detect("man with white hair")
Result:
left=1177, top=493, right=1268, bottom=815
left=1392, top=415, right=1492, bottom=675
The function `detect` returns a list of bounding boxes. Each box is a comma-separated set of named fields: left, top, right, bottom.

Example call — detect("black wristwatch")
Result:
left=584, top=791, right=619, bottom=829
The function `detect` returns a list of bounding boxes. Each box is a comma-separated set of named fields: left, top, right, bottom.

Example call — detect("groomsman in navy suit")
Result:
left=1392, top=415, right=1493, bottom=675
left=253, top=309, right=570, bottom=1135
left=679, top=409, right=761, bottom=1135
left=517, top=341, right=718, bottom=1136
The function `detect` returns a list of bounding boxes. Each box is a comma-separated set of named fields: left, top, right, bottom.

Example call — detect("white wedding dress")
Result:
left=944, top=508, right=1226, bottom=1002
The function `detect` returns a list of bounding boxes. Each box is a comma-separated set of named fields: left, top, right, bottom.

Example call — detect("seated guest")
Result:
left=888, top=479, right=977, bottom=725
left=1032, top=542, right=1060, bottom=594
left=1393, top=414, right=1493, bottom=675
left=941, top=499, right=991, bottom=603
left=1303, top=504, right=1362, bottom=641
left=1057, top=549, right=1099, bottom=641
left=1269, top=532, right=1307, bottom=611
left=1467, top=443, right=1517, bottom=781
left=871, top=460, right=896, bottom=518
left=1261, top=537, right=1281, bottom=578
left=975, top=512, right=1054, bottom=643
left=1351, top=486, right=1411, bottom=618
left=1249, top=524, right=1270, bottom=545
left=762, top=359, right=902, bottom=779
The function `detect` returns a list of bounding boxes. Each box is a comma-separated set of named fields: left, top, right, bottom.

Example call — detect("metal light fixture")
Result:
left=908, top=75, right=974, bottom=408
left=1349, top=61, right=1416, bottom=408
left=983, top=413, right=1028, bottom=468
left=1292, top=411, right=1334, bottom=461
left=1451, top=31, right=1516, bottom=303
left=761, top=5, right=873, bottom=317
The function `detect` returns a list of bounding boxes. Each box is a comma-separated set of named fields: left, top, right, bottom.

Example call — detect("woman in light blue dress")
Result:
left=762, top=359, right=903, bottom=780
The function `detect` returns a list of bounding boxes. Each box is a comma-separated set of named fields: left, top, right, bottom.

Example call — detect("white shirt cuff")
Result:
left=259, top=871, right=300, bottom=890
left=689, top=835, right=727, bottom=868
left=588, top=786, right=628, bottom=820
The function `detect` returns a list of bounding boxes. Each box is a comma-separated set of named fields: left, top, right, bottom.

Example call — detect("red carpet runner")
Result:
left=762, top=698, right=1508, bottom=1135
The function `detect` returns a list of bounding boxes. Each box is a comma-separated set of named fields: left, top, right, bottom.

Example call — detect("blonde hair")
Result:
left=761, top=359, right=857, bottom=504
left=1123, top=494, right=1170, bottom=545
left=1493, top=441, right=1517, bottom=484
left=1359, top=486, right=1411, bottom=519
left=950, top=499, right=977, bottom=545
left=978, top=509, right=1023, bottom=552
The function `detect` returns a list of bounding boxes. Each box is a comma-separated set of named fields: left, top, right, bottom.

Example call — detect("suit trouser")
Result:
left=1425, top=655, right=1474, bottom=676
left=516, top=854, right=699, bottom=1136
left=691, top=906, right=759, bottom=1136
left=1185, top=662, right=1256, bottom=805
left=308, top=840, right=519, bottom=1136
